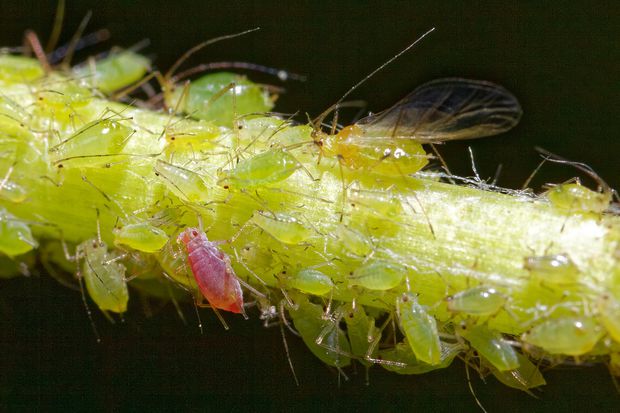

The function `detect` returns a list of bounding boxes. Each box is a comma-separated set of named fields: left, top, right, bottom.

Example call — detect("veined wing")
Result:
left=355, top=78, right=522, bottom=143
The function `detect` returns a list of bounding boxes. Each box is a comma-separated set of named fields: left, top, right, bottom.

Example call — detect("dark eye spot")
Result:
left=191, top=230, right=198, bottom=237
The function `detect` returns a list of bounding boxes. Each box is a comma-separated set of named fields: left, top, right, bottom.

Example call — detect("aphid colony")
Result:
left=0, top=41, right=619, bottom=394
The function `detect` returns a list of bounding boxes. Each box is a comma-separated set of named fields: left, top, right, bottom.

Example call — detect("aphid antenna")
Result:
left=312, top=27, right=435, bottom=132
left=45, top=0, right=66, bottom=53
left=535, top=146, right=612, bottom=193
left=60, top=10, right=93, bottom=69
left=48, top=29, right=111, bottom=66
left=171, top=61, right=306, bottom=84
left=165, top=27, right=261, bottom=83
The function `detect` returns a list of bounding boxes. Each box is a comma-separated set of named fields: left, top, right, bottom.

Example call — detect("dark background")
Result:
left=1, top=1, right=619, bottom=411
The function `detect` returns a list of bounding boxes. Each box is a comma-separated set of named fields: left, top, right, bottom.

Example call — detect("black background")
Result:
left=1, top=1, right=619, bottom=412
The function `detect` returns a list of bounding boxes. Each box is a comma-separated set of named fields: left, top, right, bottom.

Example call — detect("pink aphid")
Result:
left=177, top=227, right=244, bottom=314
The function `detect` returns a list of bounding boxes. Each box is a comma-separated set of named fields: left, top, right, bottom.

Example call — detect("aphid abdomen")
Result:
left=218, top=149, right=300, bottom=189
left=457, top=322, right=519, bottom=372
left=446, top=286, right=506, bottom=316
left=81, top=241, right=128, bottom=313
left=397, top=293, right=442, bottom=365
left=179, top=228, right=244, bottom=313
left=522, top=316, right=604, bottom=356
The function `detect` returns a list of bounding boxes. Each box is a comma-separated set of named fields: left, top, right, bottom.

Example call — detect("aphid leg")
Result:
left=364, top=314, right=406, bottom=368
left=428, top=143, right=455, bottom=184
left=75, top=262, right=101, bottom=343
left=521, top=157, right=548, bottom=190
left=278, top=315, right=300, bottom=386
left=23, top=30, right=52, bottom=73
left=465, top=354, right=489, bottom=413
left=165, top=281, right=187, bottom=324
left=279, top=300, right=300, bottom=337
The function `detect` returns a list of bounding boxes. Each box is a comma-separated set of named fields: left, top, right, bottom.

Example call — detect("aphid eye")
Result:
left=57, top=164, right=63, bottom=168
left=170, top=137, right=176, bottom=140
left=154, top=172, right=160, bottom=176
left=223, top=185, right=229, bottom=189
left=237, top=125, right=243, bottom=130
left=348, top=312, right=354, bottom=318
left=191, top=230, right=198, bottom=237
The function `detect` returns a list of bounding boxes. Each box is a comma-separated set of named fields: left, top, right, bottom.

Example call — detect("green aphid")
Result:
left=349, top=260, right=405, bottom=290
left=0, top=55, right=44, bottom=84
left=81, top=240, right=128, bottom=313
left=522, top=316, right=604, bottom=356
left=379, top=340, right=461, bottom=374
left=547, top=183, right=611, bottom=214
left=165, top=119, right=220, bottom=150
left=396, top=293, right=442, bottom=365
left=167, top=72, right=273, bottom=127
left=457, top=322, right=519, bottom=372
left=154, top=160, right=210, bottom=203
left=489, top=352, right=546, bottom=393
left=446, top=286, right=507, bottom=316
left=0, top=209, right=37, bottom=257
left=288, top=295, right=351, bottom=367
left=341, top=303, right=380, bottom=367
left=524, top=253, right=579, bottom=286
left=113, top=222, right=169, bottom=253
left=37, top=74, right=93, bottom=109
left=75, top=51, right=150, bottom=94
left=289, top=268, right=334, bottom=295
left=50, top=118, right=133, bottom=168
left=250, top=212, right=314, bottom=245
left=218, top=148, right=300, bottom=188
left=335, top=224, right=372, bottom=257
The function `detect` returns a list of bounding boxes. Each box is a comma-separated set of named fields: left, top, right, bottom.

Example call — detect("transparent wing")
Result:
left=355, top=78, right=522, bottom=143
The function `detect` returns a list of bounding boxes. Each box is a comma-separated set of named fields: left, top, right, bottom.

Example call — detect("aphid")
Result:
left=154, top=160, right=210, bottom=203
left=249, top=211, right=314, bottom=245
left=74, top=50, right=150, bottom=94
left=288, top=294, right=351, bottom=368
left=166, top=72, right=273, bottom=127
left=488, top=352, right=546, bottom=393
left=217, top=148, right=302, bottom=189
left=598, top=294, right=620, bottom=343
left=0, top=54, right=44, bottom=84
left=523, top=253, right=579, bottom=286
left=334, top=224, right=372, bottom=257
left=81, top=239, right=128, bottom=313
left=315, top=78, right=522, bottom=177
left=522, top=316, right=604, bottom=356
left=49, top=118, right=133, bottom=167
left=341, top=302, right=380, bottom=370
left=0, top=208, right=38, bottom=257
left=547, top=183, right=611, bottom=214
left=113, top=222, right=169, bottom=253
left=456, top=321, right=519, bottom=372
left=289, top=268, right=334, bottom=296
left=446, top=286, right=507, bottom=316
left=164, top=119, right=220, bottom=151
left=349, top=260, right=406, bottom=291
left=379, top=340, right=461, bottom=374
left=177, top=227, right=244, bottom=314
left=396, top=292, right=442, bottom=365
